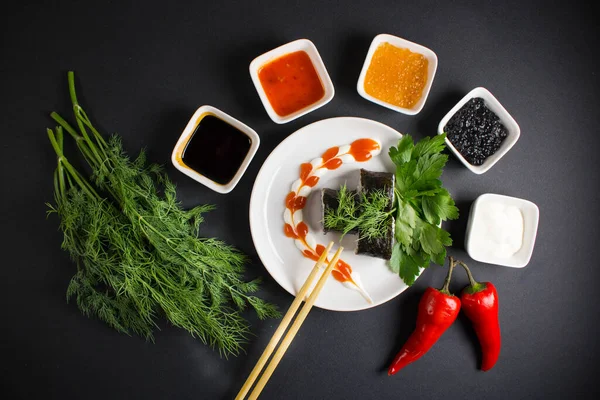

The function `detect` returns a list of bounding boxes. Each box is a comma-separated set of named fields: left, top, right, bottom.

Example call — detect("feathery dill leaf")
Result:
left=323, top=184, right=359, bottom=237
left=356, top=190, right=393, bottom=241
left=323, top=184, right=393, bottom=240
left=46, top=72, right=279, bottom=356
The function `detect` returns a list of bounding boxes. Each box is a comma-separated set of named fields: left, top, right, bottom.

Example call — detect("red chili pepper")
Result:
left=388, top=261, right=461, bottom=376
left=454, top=257, right=501, bottom=371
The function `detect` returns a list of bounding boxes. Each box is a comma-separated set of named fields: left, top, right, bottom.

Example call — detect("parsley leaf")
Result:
left=412, top=133, right=447, bottom=158
left=388, top=133, right=459, bottom=285
left=394, top=159, right=418, bottom=193
left=420, top=223, right=444, bottom=255
left=410, top=153, right=448, bottom=192
left=422, top=189, right=459, bottom=225
left=389, top=243, right=402, bottom=274
left=391, top=244, right=421, bottom=286
left=394, top=198, right=417, bottom=247
left=389, top=135, right=414, bottom=164
left=432, top=246, right=447, bottom=266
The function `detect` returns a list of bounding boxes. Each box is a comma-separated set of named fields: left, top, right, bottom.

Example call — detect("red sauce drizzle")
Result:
left=294, top=196, right=306, bottom=210
left=296, top=222, right=309, bottom=239
left=323, top=158, right=343, bottom=170
left=286, top=192, right=296, bottom=209
left=300, top=163, right=312, bottom=181
left=284, top=138, right=380, bottom=284
left=304, top=176, right=320, bottom=187
left=284, top=223, right=297, bottom=238
left=349, top=138, right=380, bottom=162
left=285, top=192, right=307, bottom=213
left=331, top=260, right=353, bottom=282
left=315, top=244, right=326, bottom=256
left=337, top=259, right=353, bottom=276
left=322, top=146, right=339, bottom=162
left=303, top=250, right=319, bottom=261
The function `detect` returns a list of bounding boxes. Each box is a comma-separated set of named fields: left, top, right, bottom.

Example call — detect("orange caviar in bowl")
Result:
left=364, top=42, right=429, bottom=109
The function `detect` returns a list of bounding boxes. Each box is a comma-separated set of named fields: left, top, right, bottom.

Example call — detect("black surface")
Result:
left=2, top=1, right=599, bottom=399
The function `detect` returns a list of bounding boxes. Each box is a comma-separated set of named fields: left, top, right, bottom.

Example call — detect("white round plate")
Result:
left=249, top=117, right=419, bottom=311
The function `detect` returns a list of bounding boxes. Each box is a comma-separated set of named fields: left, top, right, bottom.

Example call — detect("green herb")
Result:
left=323, top=184, right=393, bottom=240
left=46, top=72, right=279, bottom=356
left=357, top=190, right=394, bottom=240
left=323, top=184, right=359, bottom=236
left=389, top=134, right=459, bottom=285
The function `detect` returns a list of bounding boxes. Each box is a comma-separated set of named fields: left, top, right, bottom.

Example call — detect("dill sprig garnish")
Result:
left=46, top=72, right=279, bottom=356
left=323, top=184, right=393, bottom=240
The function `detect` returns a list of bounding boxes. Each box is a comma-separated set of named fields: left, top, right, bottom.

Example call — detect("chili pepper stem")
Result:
left=439, top=257, right=456, bottom=295
left=453, top=258, right=486, bottom=294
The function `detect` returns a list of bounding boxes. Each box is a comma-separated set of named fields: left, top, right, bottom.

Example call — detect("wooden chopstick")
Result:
left=234, top=241, right=335, bottom=400
left=247, top=246, right=344, bottom=400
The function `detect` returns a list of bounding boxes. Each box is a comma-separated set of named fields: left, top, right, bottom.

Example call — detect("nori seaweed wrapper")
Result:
left=357, top=169, right=394, bottom=212
left=355, top=169, right=395, bottom=259
left=321, top=188, right=359, bottom=234
left=356, top=216, right=395, bottom=260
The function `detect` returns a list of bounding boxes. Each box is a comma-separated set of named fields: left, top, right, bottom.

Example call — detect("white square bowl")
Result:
left=356, top=33, right=438, bottom=115
left=437, top=87, right=520, bottom=174
left=249, top=39, right=335, bottom=124
left=171, top=105, right=259, bottom=194
left=465, top=193, right=540, bottom=268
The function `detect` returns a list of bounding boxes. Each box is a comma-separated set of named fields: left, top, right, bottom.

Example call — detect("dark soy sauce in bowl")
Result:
left=181, top=114, right=252, bottom=185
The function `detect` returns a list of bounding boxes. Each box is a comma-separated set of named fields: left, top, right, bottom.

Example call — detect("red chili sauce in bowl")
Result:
left=258, top=51, right=325, bottom=117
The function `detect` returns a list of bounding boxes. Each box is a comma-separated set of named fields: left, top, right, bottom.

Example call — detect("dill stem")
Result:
left=67, top=73, right=108, bottom=150
left=53, top=168, right=61, bottom=199
left=57, top=161, right=66, bottom=196
left=52, top=128, right=67, bottom=196
left=67, top=71, right=79, bottom=108
left=67, top=71, right=106, bottom=164
left=76, top=106, right=108, bottom=149
left=47, top=128, right=100, bottom=200
left=74, top=109, right=105, bottom=165
left=47, top=128, right=63, bottom=157
left=50, top=112, right=80, bottom=140
left=65, top=172, right=74, bottom=188
left=56, top=125, right=64, bottom=149
left=62, top=158, right=100, bottom=199
left=51, top=111, right=102, bottom=168
left=79, top=142, right=101, bottom=170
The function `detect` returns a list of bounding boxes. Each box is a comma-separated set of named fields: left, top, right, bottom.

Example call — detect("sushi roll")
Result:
left=356, top=216, right=395, bottom=260
left=321, top=188, right=359, bottom=234
left=357, top=169, right=394, bottom=211
left=356, top=169, right=395, bottom=259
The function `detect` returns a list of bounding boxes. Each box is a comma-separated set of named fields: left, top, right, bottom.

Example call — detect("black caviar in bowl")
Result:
left=444, top=97, right=508, bottom=166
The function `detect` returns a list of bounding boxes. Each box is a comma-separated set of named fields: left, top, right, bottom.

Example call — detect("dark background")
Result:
left=2, top=0, right=599, bottom=399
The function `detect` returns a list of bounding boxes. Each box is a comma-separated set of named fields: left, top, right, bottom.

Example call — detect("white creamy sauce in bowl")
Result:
left=469, top=202, right=524, bottom=259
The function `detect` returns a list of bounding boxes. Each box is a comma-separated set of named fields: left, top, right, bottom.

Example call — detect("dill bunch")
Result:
left=323, top=184, right=393, bottom=240
left=46, top=72, right=279, bottom=356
